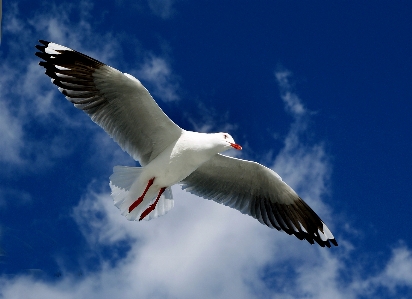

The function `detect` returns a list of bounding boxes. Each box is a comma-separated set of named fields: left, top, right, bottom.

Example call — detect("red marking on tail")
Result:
left=139, top=187, right=166, bottom=221
left=129, top=178, right=155, bottom=213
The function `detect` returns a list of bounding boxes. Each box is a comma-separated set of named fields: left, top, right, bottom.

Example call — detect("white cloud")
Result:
left=275, top=69, right=306, bottom=116
left=370, top=245, right=412, bottom=291
left=137, top=55, right=180, bottom=102
left=10, top=185, right=285, bottom=299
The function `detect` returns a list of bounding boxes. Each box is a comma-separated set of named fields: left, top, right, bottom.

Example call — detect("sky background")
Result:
left=0, top=1, right=412, bottom=298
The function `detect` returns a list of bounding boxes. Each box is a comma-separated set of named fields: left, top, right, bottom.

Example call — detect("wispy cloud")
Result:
left=275, top=69, right=306, bottom=117
left=0, top=101, right=24, bottom=164
left=147, top=0, right=176, bottom=19
left=374, top=245, right=412, bottom=289
left=273, top=69, right=331, bottom=215
left=113, top=0, right=177, bottom=20
left=137, top=55, right=180, bottom=102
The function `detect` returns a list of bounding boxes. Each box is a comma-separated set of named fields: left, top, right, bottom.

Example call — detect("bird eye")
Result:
left=224, top=134, right=228, bottom=139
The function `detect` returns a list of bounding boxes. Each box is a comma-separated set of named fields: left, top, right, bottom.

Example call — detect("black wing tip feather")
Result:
left=35, top=39, right=49, bottom=50
left=257, top=196, right=338, bottom=248
left=35, top=40, right=108, bottom=114
left=34, top=40, right=48, bottom=54
left=35, top=40, right=105, bottom=69
left=296, top=227, right=338, bottom=248
left=330, top=239, right=338, bottom=246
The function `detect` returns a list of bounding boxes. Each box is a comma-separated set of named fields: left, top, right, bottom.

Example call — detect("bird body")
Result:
left=112, top=131, right=241, bottom=220
left=36, top=40, right=338, bottom=247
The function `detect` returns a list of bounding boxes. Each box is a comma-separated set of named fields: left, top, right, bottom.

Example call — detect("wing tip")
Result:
left=38, top=39, right=49, bottom=45
left=309, top=229, right=338, bottom=248
left=261, top=197, right=338, bottom=248
left=330, top=238, right=338, bottom=247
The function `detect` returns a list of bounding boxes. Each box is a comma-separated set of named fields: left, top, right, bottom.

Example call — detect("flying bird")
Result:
left=35, top=40, right=338, bottom=247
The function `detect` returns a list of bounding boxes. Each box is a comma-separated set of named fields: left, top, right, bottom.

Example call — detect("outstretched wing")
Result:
left=36, top=40, right=182, bottom=165
left=182, top=154, right=338, bottom=247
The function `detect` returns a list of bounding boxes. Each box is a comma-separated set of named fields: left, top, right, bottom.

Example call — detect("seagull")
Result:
left=35, top=40, right=338, bottom=247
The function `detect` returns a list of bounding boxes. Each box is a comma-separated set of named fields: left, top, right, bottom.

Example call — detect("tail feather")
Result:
left=109, top=166, right=174, bottom=221
left=110, top=165, right=143, bottom=190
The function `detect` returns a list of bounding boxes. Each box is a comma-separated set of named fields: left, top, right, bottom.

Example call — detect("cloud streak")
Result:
left=137, top=55, right=180, bottom=102
left=147, top=0, right=176, bottom=19
left=273, top=69, right=331, bottom=215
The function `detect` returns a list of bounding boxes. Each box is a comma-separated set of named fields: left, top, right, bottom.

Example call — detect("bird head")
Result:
left=219, top=133, right=242, bottom=151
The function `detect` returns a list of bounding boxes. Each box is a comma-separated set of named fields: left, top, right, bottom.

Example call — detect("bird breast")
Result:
left=143, top=134, right=218, bottom=187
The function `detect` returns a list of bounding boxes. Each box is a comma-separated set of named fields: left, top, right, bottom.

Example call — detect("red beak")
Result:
left=230, top=143, right=242, bottom=150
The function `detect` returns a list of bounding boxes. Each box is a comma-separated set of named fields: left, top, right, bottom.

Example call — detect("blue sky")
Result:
left=1, top=1, right=412, bottom=298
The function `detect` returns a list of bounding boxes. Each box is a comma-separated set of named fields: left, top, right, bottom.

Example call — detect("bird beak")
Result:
left=230, top=143, right=242, bottom=150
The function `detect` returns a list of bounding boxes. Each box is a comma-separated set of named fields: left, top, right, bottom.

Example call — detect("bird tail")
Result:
left=109, top=166, right=174, bottom=221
